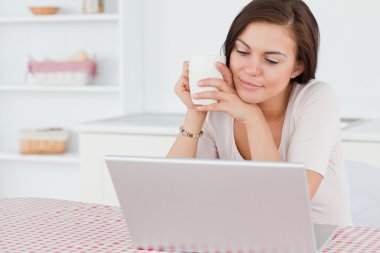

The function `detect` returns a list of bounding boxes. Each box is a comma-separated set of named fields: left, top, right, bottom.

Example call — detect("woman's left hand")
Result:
left=193, top=62, right=261, bottom=123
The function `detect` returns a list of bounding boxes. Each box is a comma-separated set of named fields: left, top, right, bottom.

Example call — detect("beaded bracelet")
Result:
left=179, top=126, right=203, bottom=139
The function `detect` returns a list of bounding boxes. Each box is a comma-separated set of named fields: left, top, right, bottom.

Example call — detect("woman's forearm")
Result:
left=244, top=113, right=282, bottom=162
left=166, top=110, right=206, bottom=158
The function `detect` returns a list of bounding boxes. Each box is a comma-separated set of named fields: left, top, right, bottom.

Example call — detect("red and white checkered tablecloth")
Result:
left=0, top=198, right=379, bottom=253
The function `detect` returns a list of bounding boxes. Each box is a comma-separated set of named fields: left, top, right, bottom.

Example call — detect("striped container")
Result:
left=28, top=60, right=97, bottom=86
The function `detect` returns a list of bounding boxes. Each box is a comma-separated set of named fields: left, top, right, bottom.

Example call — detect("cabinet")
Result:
left=341, top=119, right=380, bottom=169
left=79, top=116, right=380, bottom=206
left=0, top=0, right=144, bottom=199
left=78, top=114, right=184, bottom=206
left=80, top=132, right=176, bottom=206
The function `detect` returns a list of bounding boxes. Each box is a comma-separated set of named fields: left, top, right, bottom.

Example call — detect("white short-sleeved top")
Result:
left=196, top=80, right=353, bottom=226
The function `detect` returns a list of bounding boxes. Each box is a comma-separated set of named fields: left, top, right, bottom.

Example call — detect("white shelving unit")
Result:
left=0, top=151, right=79, bottom=164
left=0, top=13, right=119, bottom=24
left=0, top=84, right=120, bottom=93
left=0, top=1, right=122, bottom=162
left=0, top=0, right=145, bottom=200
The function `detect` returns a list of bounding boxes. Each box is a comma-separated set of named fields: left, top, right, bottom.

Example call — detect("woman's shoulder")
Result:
left=293, top=79, right=336, bottom=98
left=287, top=79, right=340, bottom=122
left=291, top=79, right=338, bottom=108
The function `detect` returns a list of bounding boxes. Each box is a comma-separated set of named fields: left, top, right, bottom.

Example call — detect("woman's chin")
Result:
left=237, top=91, right=264, bottom=104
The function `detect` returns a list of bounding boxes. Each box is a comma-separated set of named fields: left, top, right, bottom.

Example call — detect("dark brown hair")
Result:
left=223, top=0, right=319, bottom=84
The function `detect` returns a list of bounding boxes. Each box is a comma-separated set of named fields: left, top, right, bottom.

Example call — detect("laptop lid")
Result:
left=106, top=156, right=318, bottom=253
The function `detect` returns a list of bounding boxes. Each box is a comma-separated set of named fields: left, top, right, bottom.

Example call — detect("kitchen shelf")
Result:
left=0, top=151, right=79, bottom=164
left=0, top=14, right=119, bottom=24
left=0, top=85, right=120, bottom=93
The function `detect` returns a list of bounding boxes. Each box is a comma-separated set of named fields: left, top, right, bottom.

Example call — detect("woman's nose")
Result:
left=245, top=57, right=261, bottom=77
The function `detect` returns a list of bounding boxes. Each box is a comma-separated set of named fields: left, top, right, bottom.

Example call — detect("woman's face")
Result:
left=229, top=22, right=303, bottom=105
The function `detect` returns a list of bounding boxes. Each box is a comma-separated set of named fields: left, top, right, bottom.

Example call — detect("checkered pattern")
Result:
left=0, top=198, right=379, bottom=253
left=324, top=227, right=380, bottom=252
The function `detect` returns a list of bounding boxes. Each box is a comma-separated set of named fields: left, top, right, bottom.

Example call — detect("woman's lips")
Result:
left=239, top=78, right=263, bottom=90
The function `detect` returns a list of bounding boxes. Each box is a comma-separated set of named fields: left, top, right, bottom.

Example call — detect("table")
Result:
left=1, top=198, right=380, bottom=253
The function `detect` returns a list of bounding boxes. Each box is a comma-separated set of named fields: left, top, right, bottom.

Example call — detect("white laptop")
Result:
left=105, top=156, right=337, bottom=253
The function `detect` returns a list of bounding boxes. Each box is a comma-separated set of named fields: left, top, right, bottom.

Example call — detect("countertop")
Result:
left=341, top=118, right=380, bottom=142
left=76, top=113, right=185, bottom=136
left=77, top=114, right=380, bottom=142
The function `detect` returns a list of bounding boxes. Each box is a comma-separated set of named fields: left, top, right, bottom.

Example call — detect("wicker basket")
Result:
left=19, top=128, right=69, bottom=155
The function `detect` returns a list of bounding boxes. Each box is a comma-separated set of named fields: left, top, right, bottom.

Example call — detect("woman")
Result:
left=167, top=0, right=352, bottom=226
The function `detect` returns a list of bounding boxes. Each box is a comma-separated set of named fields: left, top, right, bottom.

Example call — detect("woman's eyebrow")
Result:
left=236, top=38, right=251, bottom=49
left=265, top=51, right=287, bottom=58
left=236, top=38, right=287, bottom=58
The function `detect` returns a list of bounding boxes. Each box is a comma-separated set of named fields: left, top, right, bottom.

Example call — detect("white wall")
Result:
left=143, top=0, right=251, bottom=114
left=142, top=0, right=380, bottom=119
left=305, top=0, right=380, bottom=118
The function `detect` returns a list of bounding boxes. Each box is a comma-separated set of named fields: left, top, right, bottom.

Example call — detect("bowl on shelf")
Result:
left=29, top=6, right=60, bottom=15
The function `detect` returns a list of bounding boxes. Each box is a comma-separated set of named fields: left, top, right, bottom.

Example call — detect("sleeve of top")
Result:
left=196, top=113, right=219, bottom=159
left=287, top=83, right=340, bottom=177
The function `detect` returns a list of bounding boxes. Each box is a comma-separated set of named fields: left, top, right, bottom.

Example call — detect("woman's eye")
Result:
left=237, top=49, right=249, bottom=55
left=266, top=59, right=278, bottom=64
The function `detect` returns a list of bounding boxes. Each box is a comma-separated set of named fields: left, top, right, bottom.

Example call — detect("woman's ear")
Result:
left=291, top=62, right=304, bottom=78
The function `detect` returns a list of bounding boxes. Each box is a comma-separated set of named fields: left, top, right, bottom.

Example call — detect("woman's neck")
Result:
left=258, top=84, right=293, bottom=122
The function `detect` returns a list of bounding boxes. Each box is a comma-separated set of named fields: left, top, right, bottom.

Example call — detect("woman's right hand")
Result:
left=174, top=61, right=200, bottom=112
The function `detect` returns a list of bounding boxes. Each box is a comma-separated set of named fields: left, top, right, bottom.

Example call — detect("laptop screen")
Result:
left=106, top=156, right=318, bottom=253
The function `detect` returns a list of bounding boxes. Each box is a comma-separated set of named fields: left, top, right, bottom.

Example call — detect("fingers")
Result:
left=175, top=61, right=190, bottom=93
left=198, top=78, right=235, bottom=93
left=175, top=76, right=189, bottom=94
left=215, top=62, right=233, bottom=87
left=182, top=61, right=189, bottom=78
left=192, top=90, right=233, bottom=101
left=184, top=76, right=189, bottom=91
left=196, top=101, right=227, bottom=112
left=181, top=61, right=190, bottom=90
